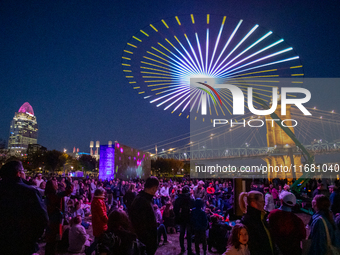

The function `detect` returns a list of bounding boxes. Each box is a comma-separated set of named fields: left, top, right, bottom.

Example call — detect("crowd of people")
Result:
left=1, top=160, right=340, bottom=255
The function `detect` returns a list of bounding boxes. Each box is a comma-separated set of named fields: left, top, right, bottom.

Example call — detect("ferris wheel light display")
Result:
left=122, top=14, right=303, bottom=119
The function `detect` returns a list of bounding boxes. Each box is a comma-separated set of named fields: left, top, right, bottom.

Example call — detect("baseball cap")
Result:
left=280, top=191, right=296, bottom=207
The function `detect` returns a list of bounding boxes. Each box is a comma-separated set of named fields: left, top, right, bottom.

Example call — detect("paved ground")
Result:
left=38, top=213, right=311, bottom=255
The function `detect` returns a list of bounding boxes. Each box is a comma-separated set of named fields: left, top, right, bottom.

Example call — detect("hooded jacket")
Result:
left=241, top=206, right=273, bottom=255
left=174, top=192, right=194, bottom=224
left=190, top=199, right=208, bottom=232
left=91, top=196, right=108, bottom=237
left=129, top=190, right=158, bottom=255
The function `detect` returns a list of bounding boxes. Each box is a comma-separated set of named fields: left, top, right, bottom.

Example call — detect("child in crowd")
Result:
left=162, top=202, right=176, bottom=234
left=223, top=224, right=250, bottom=255
left=68, top=215, right=90, bottom=253
left=73, top=201, right=90, bottom=229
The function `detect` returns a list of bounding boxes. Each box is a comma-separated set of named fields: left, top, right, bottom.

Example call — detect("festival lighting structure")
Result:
left=122, top=14, right=303, bottom=120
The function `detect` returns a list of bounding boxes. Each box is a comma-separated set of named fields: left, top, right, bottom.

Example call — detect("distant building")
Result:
left=99, top=141, right=151, bottom=180
left=27, top=144, right=47, bottom=154
left=8, top=102, right=38, bottom=153
left=90, top=140, right=100, bottom=161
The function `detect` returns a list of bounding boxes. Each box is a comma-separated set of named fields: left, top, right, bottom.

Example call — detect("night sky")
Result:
left=1, top=0, right=339, bottom=153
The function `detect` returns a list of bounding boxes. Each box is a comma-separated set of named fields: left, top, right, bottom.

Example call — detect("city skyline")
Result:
left=7, top=102, right=38, bottom=152
left=1, top=1, right=339, bottom=153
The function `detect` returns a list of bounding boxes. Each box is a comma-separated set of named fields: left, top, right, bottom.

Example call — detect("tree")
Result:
left=79, top=154, right=97, bottom=173
left=151, top=158, right=184, bottom=175
left=44, top=150, right=63, bottom=172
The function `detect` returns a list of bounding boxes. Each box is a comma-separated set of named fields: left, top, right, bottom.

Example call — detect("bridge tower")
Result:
left=264, top=103, right=303, bottom=181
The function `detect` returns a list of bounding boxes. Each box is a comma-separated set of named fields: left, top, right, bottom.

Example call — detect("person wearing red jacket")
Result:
left=268, top=191, right=306, bottom=255
left=207, top=183, right=215, bottom=195
left=86, top=189, right=108, bottom=255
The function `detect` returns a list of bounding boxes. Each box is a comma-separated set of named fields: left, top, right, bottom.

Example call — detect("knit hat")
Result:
left=182, top=185, right=190, bottom=194
left=280, top=191, right=296, bottom=207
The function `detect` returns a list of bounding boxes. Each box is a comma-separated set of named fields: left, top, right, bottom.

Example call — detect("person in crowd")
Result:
left=105, top=180, right=113, bottom=206
left=283, top=184, right=290, bottom=192
left=264, top=187, right=275, bottom=212
left=45, top=178, right=73, bottom=255
left=119, top=180, right=127, bottom=207
left=308, top=194, right=340, bottom=255
left=35, top=173, right=44, bottom=187
left=0, top=160, right=48, bottom=255
left=70, top=180, right=79, bottom=199
left=37, top=180, right=46, bottom=198
left=278, top=184, right=283, bottom=196
left=216, top=184, right=225, bottom=212
left=160, top=182, right=170, bottom=206
left=97, top=209, right=146, bottom=255
left=194, top=180, right=206, bottom=200
left=312, top=183, right=324, bottom=197
left=90, top=178, right=96, bottom=201
left=153, top=204, right=171, bottom=246
left=162, top=201, right=176, bottom=233
left=269, top=184, right=279, bottom=205
left=78, top=182, right=86, bottom=200
left=268, top=191, right=306, bottom=255
left=223, top=224, right=250, bottom=255
left=329, top=185, right=340, bottom=216
left=124, top=182, right=137, bottom=212
left=86, top=189, right=108, bottom=255
left=207, top=182, right=215, bottom=196
left=239, top=191, right=273, bottom=255
left=68, top=215, right=90, bottom=253
left=114, top=180, right=121, bottom=201
left=129, top=176, right=160, bottom=255
left=208, top=215, right=231, bottom=254
left=191, top=198, right=208, bottom=255
left=174, top=185, right=195, bottom=254
left=72, top=201, right=90, bottom=229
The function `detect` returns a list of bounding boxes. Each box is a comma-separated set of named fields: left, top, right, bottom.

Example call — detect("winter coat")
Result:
left=190, top=199, right=208, bottom=232
left=98, top=228, right=146, bottom=255
left=174, top=193, right=194, bottom=224
left=241, top=206, right=273, bottom=255
left=68, top=224, right=88, bottom=253
left=129, top=190, right=158, bottom=255
left=308, top=211, right=340, bottom=255
left=0, top=178, right=48, bottom=255
left=264, top=193, right=275, bottom=212
left=91, top=196, right=108, bottom=237
left=194, top=187, right=206, bottom=200
left=268, top=208, right=306, bottom=255
left=223, top=245, right=250, bottom=255
left=124, top=190, right=137, bottom=210
left=208, top=222, right=231, bottom=253
left=207, top=187, right=215, bottom=194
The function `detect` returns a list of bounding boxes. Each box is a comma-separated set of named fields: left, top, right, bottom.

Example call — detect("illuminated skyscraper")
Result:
left=8, top=102, right=38, bottom=152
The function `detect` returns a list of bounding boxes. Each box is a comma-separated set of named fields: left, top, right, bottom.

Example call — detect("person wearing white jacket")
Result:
left=68, top=215, right=90, bottom=253
left=223, top=224, right=250, bottom=255
left=264, top=187, right=275, bottom=212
